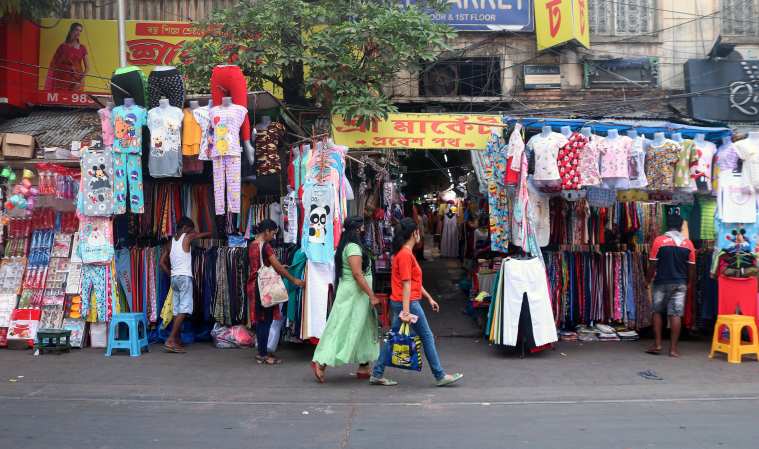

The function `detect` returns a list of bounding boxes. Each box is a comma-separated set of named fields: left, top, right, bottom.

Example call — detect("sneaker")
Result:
left=436, top=373, right=463, bottom=387
left=369, top=376, right=398, bottom=386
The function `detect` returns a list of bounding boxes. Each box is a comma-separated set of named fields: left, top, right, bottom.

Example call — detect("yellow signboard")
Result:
left=534, top=0, right=590, bottom=51
left=331, top=114, right=501, bottom=150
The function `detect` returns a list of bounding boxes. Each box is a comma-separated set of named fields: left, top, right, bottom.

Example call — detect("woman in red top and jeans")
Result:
left=370, top=217, right=463, bottom=387
left=247, top=219, right=304, bottom=365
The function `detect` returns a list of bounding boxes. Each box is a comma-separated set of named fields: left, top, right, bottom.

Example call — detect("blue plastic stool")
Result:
left=105, top=313, right=149, bottom=357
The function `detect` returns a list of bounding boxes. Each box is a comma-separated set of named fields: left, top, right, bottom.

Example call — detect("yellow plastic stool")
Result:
left=709, top=315, right=759, bottom=364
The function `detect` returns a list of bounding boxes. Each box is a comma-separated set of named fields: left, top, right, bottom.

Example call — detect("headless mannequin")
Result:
left=541, top=125, right=552, bottom=137
left=580, top=127, right=592, bottom=138
left=124, top=97, right=135, bottom=108
left=602, top=129, right=626, bottom=188
left=626, top=129, right=637, bottom=139
left=154, top=66, right=175, bottom=72
left=189, top=100, right=200, bottom=110
left=256, top=115, right=272, bottom=131
left=106, top=101, right=114, bottom=110
left=220, top=96, right=255, bottom=165
left=695, top=133, right=706, bottom=144
left=607, top=129, right=619, bottom=140
left=159, top=98, right=170, bottom=109
left=671, top=132, right=683, bottom=143
left=652, top=132, right=666, bottom=146
left=561, top=126, right=572, bottom=138
left=722, top=136, right=733, bottom=146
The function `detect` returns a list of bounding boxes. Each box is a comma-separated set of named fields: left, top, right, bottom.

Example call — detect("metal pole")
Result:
left=117, top=0, right=127, bottom=67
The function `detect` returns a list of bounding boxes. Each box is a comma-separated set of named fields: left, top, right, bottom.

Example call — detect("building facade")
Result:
left=389, top=0, right=759, bottom=121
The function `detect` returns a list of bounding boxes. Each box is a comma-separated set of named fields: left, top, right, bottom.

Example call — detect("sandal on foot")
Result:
left=311, top=362, right=325, bottom=383
left=645, top=347, right=662, bottom=355
left=369, top=376, right=398, bottom=386
left=256, top=355, right=282, bottom=365
left=163, top=344, right=185, bottom=353
left=436, top=373, right=463, bottom=387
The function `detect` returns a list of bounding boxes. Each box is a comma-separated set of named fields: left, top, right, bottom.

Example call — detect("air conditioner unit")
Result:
left=423, top=63, right=459, bottom=96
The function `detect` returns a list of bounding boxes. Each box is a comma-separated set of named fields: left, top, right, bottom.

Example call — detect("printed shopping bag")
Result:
left=384, top=322, right=423, bottom=371
left=257, top=242, right=289, bottom=308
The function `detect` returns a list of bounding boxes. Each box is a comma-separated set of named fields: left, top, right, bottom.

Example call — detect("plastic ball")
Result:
left=26, top=197, right=35, bottom=209
left=29, top=187, right=39, bottom=196
left=21, top=179, right=32, bottom=189
left=19, top=186, right=29, bottom=196
left=4, top=201, right=14, bottom=211
left=12, top=185, right=22, bottom=194
left=16, top=198, right=27, bottom=209
left=9, top=195, right=21, bottom=206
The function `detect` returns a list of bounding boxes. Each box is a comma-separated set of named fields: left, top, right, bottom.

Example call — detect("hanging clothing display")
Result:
left=527, top=132, right=569, bottom=182
left=255, top=121, right=286, bottom=176
left=557, top=132, right=587, bottom=190
left=147, top=68, right=185, bottom=109
left=148, top=104, right=184, bottom=178
left=578, top=135, right=603, bottom=187
left=487, top=257, right=558, bottom=347
left=111, top=104, right=147, bottom=214
left=645, top=139, right=681, bottom=192
left=485, top=129, right=511, bottom=252
left=441, top=212, right=459, bottom=258
left=80, top=147, right=114, bottom=217
left=717, top=171, right=756, bottom=224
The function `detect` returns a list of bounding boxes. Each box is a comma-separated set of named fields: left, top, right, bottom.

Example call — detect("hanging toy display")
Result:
left=5, top=169, right=39, bottom=214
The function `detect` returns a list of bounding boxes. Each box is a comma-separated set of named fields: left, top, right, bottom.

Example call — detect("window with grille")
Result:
left=590, top=0, right=656, bottom=36
left=722, top=0, right=759, bottom=37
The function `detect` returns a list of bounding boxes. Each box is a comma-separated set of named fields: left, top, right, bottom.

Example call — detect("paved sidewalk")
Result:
left=2, top=254, right=759, bottom=448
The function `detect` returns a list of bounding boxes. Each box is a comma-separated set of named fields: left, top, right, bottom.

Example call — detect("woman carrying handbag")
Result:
left=247, top=219, right=304, bottom=365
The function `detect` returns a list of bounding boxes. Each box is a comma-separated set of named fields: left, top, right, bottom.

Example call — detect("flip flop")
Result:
left=311, top=362, right=325, bottom=383
left=162, top=344, right=186, bottom=354
left=645, top=347, right=662, bottom=355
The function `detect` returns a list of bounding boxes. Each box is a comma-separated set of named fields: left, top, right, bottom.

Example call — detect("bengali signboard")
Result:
left=331, top=113, right=501, bottom=150
left=37, top=18, right=200, bottom=106
left=534, top=0, right=589, bottom=51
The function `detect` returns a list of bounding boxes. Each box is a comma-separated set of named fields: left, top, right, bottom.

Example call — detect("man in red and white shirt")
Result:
left=646, top=214, right=695, bottom=358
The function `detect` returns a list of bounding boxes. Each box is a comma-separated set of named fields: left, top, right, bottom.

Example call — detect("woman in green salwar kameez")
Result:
left=311, top=216, right=380, bottom=383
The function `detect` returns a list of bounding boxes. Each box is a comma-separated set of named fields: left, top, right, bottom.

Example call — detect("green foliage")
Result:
left=181, top=0, right=455, bottom=124
left=1, top=0, right=66, bottom=22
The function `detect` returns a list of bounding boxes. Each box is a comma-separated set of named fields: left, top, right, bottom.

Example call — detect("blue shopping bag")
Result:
left=383, top=322, right=423, bottom=371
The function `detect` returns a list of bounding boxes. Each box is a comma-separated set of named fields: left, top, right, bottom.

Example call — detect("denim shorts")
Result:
left=171, top=275, right=193, bottom=315
left=652, top=283, right=687, bottom=317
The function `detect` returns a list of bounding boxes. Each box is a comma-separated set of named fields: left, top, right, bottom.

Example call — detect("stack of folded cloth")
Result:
left=558, top=330, right=578, bottom=342
left=594, top=324, right=620, bottom=341
left=616, top=329, right=640, bottom=341
left=575, top=325, right=599, bottom=342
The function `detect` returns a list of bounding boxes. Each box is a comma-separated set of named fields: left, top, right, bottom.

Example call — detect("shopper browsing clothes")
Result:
left=159, top=217, right=211, bottom=353
left=646, top=214, right=695, bottom=358
left=311, top=216, right=381, bottom=383
left=370, top=217, right=463, bottom=387
left=247, top=219, right=304, bottom=365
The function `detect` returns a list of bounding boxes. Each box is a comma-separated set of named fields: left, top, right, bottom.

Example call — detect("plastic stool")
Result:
left=106, top=313, right=149, bottom=357
left=709, top=315, right=759, bottom=364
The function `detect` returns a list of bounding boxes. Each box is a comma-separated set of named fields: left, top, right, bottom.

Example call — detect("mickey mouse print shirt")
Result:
left=209, top=104, right=248, bottom=158
left=147, top=105, right=184, bottom=178
left=111, top=105, right=147, bottom=154
left=81, top=146, right=114, bottom=216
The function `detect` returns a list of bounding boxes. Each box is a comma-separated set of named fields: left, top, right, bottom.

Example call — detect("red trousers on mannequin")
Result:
left=210, top=65, right=251, bottom=141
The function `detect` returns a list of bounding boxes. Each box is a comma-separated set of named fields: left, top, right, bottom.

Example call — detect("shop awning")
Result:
left=505, top=117, right=733, bottom=142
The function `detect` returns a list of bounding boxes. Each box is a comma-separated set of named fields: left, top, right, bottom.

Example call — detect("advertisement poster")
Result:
left=37, top=18, right=200, bottom=106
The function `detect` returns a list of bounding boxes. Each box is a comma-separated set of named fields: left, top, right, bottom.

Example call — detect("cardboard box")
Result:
left=2, top=133, right=35, bottom=159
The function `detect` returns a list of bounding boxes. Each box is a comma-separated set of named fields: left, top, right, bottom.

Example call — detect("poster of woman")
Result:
left=45, top=22, right=90, bottom=91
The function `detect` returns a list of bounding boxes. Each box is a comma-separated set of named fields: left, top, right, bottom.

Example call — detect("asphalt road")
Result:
left=2, top=394, right=758, bottom=449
